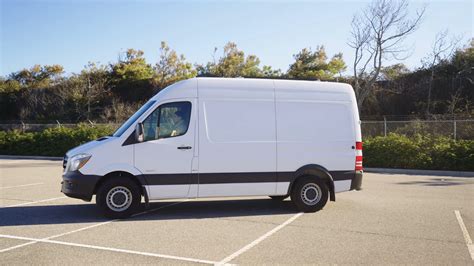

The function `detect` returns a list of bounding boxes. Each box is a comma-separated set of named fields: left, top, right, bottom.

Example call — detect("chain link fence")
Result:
left=1, top=119, right=473, bottom=140
left=0, top=122, right=121, bottom=132
left=362, top=119, right=474, bottom=140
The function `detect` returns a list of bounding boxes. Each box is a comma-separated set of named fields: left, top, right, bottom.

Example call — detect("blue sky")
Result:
left=1, top=0, right=472, bottom=76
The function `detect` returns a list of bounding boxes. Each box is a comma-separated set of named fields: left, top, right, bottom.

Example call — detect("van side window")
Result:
left=142, top=107, right=160, bottom=141
left=142, top=101, right=191, bottom=141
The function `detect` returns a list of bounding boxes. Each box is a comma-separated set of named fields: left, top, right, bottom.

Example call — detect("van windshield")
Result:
left=112, top=100, right=156, bottom=137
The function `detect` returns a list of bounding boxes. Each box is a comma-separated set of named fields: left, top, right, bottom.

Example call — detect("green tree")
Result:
left=110, top=49, right=154, bottom=102
left=1, top=65, right=64, bottom=121
left=287, top=46, right=346, bottom=80
left=380, top=63, right=410, bottom=80
left=111, top=49, right=154, bottom=81
left=71, top=63, right=112, bottom=120
left=451, top=39, right=474, bottom=81
left=328, top=53, right=347, bottom=78
left=0, top=77, right=21, bottom=93
left=198, top=42, right=263, bottom=77
left=10, top=64, right=64, bottom=89
left=0, top=77, right=21, bottom=120
left=153, top=41, right=197, bottom=91
left=262, top=65, right=282, bottom=78
left=447, top=39, right=474, bottom=114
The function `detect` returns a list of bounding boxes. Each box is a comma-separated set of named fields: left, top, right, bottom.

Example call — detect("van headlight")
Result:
left=68, top=154, right=92, bottom=172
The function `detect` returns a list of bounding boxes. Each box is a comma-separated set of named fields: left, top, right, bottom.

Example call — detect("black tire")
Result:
left=269, top=195, right=288, bottom=201
left=96, top=177, right=141, bottom=219
left=290, top=176, right=328, bottom=213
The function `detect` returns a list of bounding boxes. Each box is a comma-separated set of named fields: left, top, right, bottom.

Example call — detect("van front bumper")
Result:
left=61, top=171, right=100, bottom=201
left=350, top=171, right=363, bottom=190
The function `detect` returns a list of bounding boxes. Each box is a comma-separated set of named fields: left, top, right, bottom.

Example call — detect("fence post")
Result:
left=453, top=120, right=457, bottom=140
left=383, top=116, right=387, bottom=137
left=21, top=121, right=25, bottom=133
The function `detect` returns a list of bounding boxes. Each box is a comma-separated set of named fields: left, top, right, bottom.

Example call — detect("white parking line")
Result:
left=3, top=196, right=67, bottom=208
left=0, top=220, right=120, bottom=253
left=218, top=212, right=303, bottom=265
left=0, top=234, right=216, bottom=264
left=0, top=201, right=187, bottom=254
left=454, top=210, right=474, bottom=260
left=0, top=183, right=44, bottom=190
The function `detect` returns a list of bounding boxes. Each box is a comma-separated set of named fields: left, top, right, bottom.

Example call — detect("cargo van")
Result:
left=61, top=78, right=363, bottom=218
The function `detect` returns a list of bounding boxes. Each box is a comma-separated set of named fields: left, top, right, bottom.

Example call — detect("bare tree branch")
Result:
left=422, top=30, right=462, bottom=114
left=348, top=0, right=426, bottom=112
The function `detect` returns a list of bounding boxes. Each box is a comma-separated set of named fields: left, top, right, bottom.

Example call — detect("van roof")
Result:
left=152, top=77, right=354, bottom=101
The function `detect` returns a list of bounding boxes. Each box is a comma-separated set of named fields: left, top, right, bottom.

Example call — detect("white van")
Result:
left=61, top=78, right=363, bottom=218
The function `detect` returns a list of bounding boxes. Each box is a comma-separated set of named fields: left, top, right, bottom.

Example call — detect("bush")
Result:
left=0, top=124, right=114, bottom=157
left=1, top=128, right=473, bottom=171
left=364, top=133, right=474, bottom=171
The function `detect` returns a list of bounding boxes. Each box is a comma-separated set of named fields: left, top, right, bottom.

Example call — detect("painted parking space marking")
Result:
left=0, top=234, right=216, bottom=264
left=454, top=210, right=474, bottom=260
left=0, top=183, right=44, bottom=190
left=0, top=201, right=187, bottom=254
left=218, top=212, right=303, bottom=265
left=0, top=219, right=119, bottom=253
left=3, top=196, right=67, bottom=208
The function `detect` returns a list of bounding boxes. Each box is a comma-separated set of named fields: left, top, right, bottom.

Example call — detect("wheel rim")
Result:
left=106, top=186, right=132, bottom=212
left=300, top=183, right=322, bottom=206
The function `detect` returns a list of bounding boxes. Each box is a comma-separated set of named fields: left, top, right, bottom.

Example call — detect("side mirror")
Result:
left=135, top=122, right=144, bottom=143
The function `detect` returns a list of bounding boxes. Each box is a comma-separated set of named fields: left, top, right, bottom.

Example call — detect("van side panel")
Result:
left=274, top=81, right=356, bottom=193
left=197, top=79, right=277, bottom=197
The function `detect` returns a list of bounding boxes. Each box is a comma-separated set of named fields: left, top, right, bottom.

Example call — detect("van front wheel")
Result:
left=291, top=176, right=328, bottom=212
left=96, top=177, right=141, bottom=219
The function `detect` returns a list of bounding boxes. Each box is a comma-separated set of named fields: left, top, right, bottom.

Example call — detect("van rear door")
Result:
left=274, top=81, right=356, bottom=192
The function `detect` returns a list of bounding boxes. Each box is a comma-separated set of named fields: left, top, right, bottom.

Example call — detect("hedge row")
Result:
left=364, top=134, right=474, bottom=171
left=0, top=124, right=114, bottom=157
left=0, top=127, right=473, bottom=171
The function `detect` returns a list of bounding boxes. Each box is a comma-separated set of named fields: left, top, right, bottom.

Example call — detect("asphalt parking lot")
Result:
left=0, top=159, right=473, bottom=264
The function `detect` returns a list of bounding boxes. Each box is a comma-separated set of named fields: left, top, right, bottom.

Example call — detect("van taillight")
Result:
left=355, top=141, right=363, bottom=171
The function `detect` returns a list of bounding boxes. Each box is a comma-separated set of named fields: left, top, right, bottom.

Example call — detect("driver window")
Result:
left=142, top=107, right=160, bottom=141
left=142, top=101, right=191, bottom=141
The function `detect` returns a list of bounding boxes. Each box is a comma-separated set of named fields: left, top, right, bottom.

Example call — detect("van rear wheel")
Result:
left=96, top=177, right=141, bottom=219
left=291, top=176, right=328, bottom=212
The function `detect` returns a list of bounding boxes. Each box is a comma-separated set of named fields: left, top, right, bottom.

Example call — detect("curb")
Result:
left=0, top=155, right=63, bottom=161
left=364, top=167, right=474, bottom=177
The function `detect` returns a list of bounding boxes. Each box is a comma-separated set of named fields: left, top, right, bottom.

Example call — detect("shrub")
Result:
left=364, top=133, right=474, bottom=171
left=1, top=128, right=473, bottom=171
left=0, top=124, right=114, bottom=157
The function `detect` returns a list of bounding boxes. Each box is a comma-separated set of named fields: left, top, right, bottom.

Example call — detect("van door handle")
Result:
left=177, top=146, right=192, bottom=150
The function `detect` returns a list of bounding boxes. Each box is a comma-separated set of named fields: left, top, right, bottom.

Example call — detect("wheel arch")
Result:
left=93, top=171, right=148, bottom=200
left=288, top=164, right=335, bottom=201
